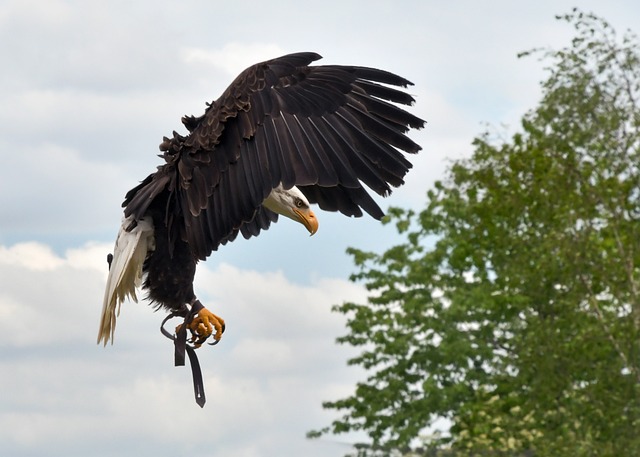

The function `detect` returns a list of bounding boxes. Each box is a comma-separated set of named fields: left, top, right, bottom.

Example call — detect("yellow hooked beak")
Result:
left=293, top=208, right=319, bottom=235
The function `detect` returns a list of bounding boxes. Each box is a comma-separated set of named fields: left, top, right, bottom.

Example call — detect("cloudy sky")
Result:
left=1, top=1, right=639, bottom=456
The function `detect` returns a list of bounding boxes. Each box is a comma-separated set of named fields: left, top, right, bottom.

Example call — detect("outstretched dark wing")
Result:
left=124, top=52, right=425, bottom=260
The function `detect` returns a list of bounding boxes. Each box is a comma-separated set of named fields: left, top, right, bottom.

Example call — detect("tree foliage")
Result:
left=310, top=10, right=640, bottom=456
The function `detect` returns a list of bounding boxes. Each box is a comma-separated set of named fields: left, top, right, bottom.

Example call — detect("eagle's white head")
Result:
left=263, top=184, right=319, bottom=235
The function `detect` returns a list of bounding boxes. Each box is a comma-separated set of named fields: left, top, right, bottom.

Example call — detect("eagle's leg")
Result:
left=187, top=307, right=225, bottom=348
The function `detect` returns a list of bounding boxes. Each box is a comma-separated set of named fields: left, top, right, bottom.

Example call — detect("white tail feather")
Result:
left=98, top=216, right=155, bottom=345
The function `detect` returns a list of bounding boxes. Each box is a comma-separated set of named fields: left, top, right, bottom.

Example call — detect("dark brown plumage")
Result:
left=99, top=51, right=424, bottom=350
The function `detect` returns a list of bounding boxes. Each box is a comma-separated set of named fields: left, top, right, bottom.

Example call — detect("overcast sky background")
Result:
left=1, top=1, right=639, bottom=456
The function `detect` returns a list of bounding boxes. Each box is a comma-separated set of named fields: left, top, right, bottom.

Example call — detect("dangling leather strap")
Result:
left=184, top=344, right=205, bottom=407
left=160, top=301, right=206, bottom=408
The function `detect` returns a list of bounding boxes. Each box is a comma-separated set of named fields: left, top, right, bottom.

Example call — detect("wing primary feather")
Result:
left=305, top=68, right=354, bottom=94
left=208, top=186, right=228, bottom=248
left=300, top=184, right=385, bottom=220
left=280, top=113, right=319, bottom=185
left=264, top=117, right=296, bottom=189
left=307, top=117, right=360, bottom=188
left=346, top=185, right=386, bottom=219
left=252, top=127, right=281, bottom=190
left=291, top=79, right=345, bottom=113
left=289, top=116, right=339, bottom=186
left=213, top=170, right=231, bottom=238
left=240, top=138, right=268, bottom=206
left=270, top=115, right=302, bottom=183
left=298, top=185, right=361, bottom=216
left=349, top=66, right=414, bottom=88
left=225, top=158, right=257, bottom=232
left=318, top=115, right=391, bottom=196
left=350, top=91, right=426, bottom=131
left=342, top=103, right=422, bottom=154
left=284, top=85, right=328, bottom=116
left=336, top=106, right=414, bottom=177
left=223, top=162, right=243, bottom=229
left=205, top=203, right=221, bottom=251
left=354, top=79, right=417, bottom=105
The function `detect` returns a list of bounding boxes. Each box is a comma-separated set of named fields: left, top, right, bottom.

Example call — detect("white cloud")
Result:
left=0, top=242, right=64, bottom=271
left=0, top=241, right=366, bottom=456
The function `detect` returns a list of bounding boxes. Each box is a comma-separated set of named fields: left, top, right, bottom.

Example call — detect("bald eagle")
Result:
left=98, top=52, right=424, bottom=404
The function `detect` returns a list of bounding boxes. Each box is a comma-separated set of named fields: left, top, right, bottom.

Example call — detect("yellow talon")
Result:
left=187, top=307, right=225, bottom=348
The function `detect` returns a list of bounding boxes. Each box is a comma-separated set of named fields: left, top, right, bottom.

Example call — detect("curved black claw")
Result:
left=207, top=323, right=226, bottom=346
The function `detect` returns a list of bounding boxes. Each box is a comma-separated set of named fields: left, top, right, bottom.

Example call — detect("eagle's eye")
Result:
left=295, top=198, right=306, bottom=208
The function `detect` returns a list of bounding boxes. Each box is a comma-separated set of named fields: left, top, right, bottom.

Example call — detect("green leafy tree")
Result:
left=310, top=10, right=640, bottom=456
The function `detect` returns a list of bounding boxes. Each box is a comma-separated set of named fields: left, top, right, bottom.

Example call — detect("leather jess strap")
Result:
left=160, top=300, right=207, bottom=408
